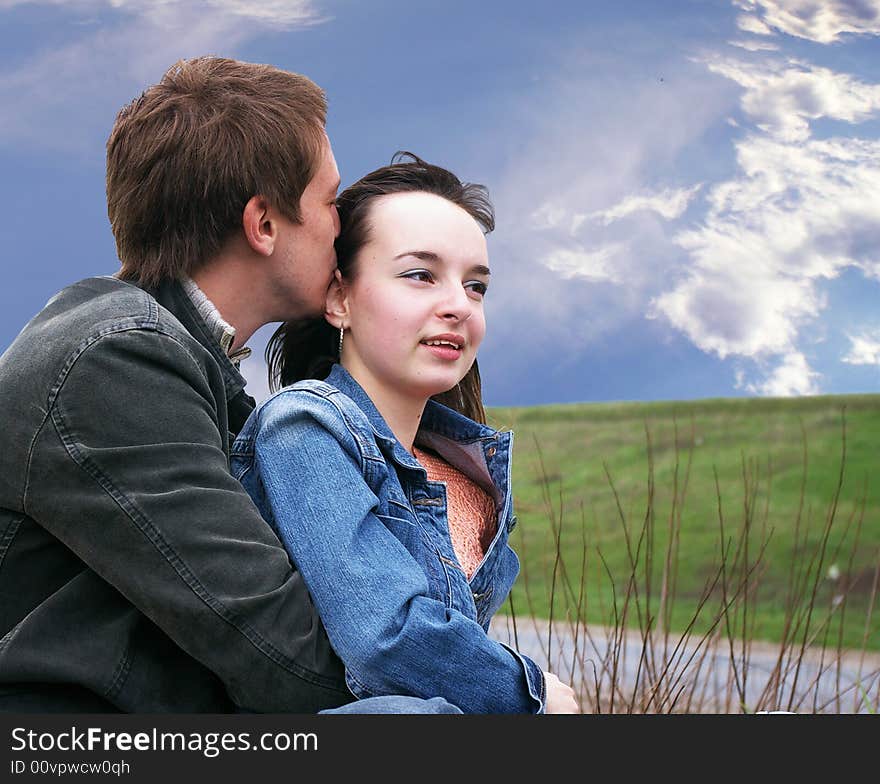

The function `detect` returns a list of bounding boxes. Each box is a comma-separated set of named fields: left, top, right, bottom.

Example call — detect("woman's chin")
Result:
left=406, top=376, right=464, bottom=402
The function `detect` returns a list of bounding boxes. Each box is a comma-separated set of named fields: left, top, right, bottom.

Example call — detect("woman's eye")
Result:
left=401, top=269, right=434, bottom=283
left=465, top=281, right=488, bottom=297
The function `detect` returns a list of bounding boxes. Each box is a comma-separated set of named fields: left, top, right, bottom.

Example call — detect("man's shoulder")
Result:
left=11, top=276, right=200, bottom=357
left=0, top=276, right=214, bottom=403
left=43, top=276, right=172, bottom=333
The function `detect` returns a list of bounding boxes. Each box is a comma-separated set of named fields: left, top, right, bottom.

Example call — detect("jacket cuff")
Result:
left=498, top=643, right=545, bottom=713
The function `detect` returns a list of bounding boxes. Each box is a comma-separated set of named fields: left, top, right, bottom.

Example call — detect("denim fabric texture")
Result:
left=320, top=695, right=462, bottom=714
left=0, top=277, right=353, bottom=712
left=231, top=364, right=546, bottom=714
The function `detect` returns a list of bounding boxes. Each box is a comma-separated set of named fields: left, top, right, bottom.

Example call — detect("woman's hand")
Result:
left=543, top=671, right=580, bottom=714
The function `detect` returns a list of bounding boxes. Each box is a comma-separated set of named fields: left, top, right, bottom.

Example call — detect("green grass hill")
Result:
left=486, top=394, right=880, bottom=652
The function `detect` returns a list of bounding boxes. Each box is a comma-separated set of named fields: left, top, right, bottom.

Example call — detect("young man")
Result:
left=0, top=57, right=458, bottom=714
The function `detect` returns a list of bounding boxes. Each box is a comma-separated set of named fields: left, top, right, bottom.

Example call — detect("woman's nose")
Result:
left=437, top=284, right=472, bottom=322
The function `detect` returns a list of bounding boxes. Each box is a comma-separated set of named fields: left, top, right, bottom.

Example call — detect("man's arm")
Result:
left=25, top=326, right=344, bottom=711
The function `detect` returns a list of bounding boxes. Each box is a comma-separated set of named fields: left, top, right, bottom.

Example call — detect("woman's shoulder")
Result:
left=256, top=378, right=364, bottom=419
left=248, top=379, right=376, bottom=446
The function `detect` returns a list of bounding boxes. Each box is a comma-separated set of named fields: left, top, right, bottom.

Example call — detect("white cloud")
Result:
left=0, top=0, right=326, bottom=152
left=530, top=185, right=702, bottom=242
left=745, top=351, right=821, bottom=395
left=651, top=34, right=880, bottom=396
left=529, top=203, right=578, bottom=234
left=540, top=243, right=627, bottom=282
left=456, top=48, right=745, bottom=398
left=705, top=56, right=880, bottom=141
left=734, top=0, right=880, bottom=43
left=862, top=260, right=880, bottom=280
left=652, top=261, right=824, bottom=358
left=588, top=185, right=703, bottom=226
left=842, top=330, right=880, bottom=364
left=483, top=24, right=880, bottom=398
left=191, top=0, right=323, bottom=26
left=737, top=13, right=775, bottom=35
left=0, top=0, right=324, bottom=26
left=656, top=134, right=880, bottom=359
left=728, top=38, right=782, bottom=51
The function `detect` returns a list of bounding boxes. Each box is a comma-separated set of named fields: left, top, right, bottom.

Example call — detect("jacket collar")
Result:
left=324, top=363, right=416, bottom=472
left=144, top=279, right=250, bottom=402
left=323, top=363, right=505, bottom=481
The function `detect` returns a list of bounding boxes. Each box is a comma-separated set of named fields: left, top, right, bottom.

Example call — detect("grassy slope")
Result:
left=486, top=394, right=880, bottom=651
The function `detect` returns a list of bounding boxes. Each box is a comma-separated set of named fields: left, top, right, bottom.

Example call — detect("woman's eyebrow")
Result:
left=393, top=250, right=440, bottom=262
left=393, top=250, right=491, bottom=276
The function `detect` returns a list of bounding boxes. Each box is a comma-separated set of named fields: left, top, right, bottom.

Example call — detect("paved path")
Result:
left=489, top=615, right=880, bottom=714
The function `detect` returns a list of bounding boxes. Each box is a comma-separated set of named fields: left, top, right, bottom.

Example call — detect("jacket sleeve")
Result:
left=251, top=392, right=546, bottom=714
left=25, top=326, right=347, bottom=711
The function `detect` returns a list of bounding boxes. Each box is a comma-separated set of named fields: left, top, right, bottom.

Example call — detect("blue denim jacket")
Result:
left=231, top=364, right=545, bottom=713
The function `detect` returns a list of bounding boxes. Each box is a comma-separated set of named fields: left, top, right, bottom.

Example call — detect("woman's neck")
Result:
left=342, top=363, right=426, bottom=453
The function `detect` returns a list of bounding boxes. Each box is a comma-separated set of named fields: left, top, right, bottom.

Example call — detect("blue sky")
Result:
left=1, top=0, right=879, bottom=407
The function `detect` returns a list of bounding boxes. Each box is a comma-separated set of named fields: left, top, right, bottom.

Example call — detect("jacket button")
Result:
left=486, top=446, right=496, bottom=457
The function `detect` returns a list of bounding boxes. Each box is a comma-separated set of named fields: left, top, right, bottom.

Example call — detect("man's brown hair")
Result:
left=107, top=56, right=327, bottom=287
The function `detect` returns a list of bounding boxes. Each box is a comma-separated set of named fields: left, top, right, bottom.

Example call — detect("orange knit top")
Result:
left=412, top=446, right=497, bottom=579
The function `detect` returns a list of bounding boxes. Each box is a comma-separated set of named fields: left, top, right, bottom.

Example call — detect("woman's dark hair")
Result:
left=265, top=151, right=495, bottom=423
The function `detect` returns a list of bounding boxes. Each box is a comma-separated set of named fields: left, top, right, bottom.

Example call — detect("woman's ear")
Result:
left=324, top=269, right=349, bottom=329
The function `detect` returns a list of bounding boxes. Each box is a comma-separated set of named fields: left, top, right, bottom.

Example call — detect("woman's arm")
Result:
left=250, top=390, right=545, bottom=714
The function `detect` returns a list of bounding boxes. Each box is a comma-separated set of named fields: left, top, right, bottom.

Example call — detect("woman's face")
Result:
left=334, top=191, right=490, bottom=404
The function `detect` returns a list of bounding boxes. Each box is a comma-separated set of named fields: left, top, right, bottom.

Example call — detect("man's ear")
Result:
left=324, top=269, right=349, bottom=329
left=242, top=195, right=276, bottom=256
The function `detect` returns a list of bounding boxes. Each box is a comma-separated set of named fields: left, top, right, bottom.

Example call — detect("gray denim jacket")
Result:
left=0, top=276, right=351, bottom=712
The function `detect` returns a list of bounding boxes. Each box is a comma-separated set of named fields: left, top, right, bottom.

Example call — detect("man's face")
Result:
left=271, top=135, right=341, bottom=320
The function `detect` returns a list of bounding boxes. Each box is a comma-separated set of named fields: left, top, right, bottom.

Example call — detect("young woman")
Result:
left=231, top=154, right=578, bottom=714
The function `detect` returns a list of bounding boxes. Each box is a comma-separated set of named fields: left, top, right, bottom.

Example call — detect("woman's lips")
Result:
left=420, top=342, right=463, bottom=360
